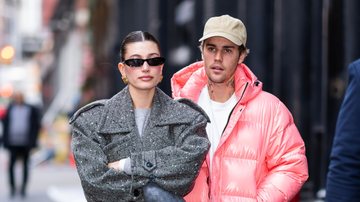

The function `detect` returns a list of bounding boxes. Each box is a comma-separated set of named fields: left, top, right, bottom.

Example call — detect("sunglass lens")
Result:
left=124, top=57, right=165, bottom=67
left=147, top=57, right=165, bottom=66
left=125, top=59, right=144, bottom=67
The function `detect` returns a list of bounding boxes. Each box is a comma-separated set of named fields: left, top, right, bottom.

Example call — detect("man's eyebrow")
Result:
left=223, top=45, right=236, bottom=49
left=205, top=43, right=236, bottom=49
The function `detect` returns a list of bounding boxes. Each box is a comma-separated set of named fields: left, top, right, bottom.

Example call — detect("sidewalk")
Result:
left=0, top=148, right=86, bottom=202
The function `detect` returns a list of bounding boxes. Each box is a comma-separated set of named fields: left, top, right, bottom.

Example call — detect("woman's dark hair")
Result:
left=120, top=31, right=161, bottom=61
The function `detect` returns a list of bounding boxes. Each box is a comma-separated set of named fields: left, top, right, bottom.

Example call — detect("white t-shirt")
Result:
left=197, top=86, right=237, bottom=172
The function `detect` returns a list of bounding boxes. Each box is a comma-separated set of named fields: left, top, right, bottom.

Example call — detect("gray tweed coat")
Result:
left=69, top=87, right=210, bottom=202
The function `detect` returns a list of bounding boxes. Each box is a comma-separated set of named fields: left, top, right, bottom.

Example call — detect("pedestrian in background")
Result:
left=0, top=103, right=6, bottom=145
left=326, top=58, right=360, bottom=201
left=171, top=14, right=309, bottom=201
left=2, top=91, right=41, bottom=198
left=70, top=31, right=210, bottom=202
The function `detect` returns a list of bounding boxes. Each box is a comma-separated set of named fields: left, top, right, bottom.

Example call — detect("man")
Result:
left=2, top=91, right=41, bottom=198
left=171, top=14, right=308, bottom=201
left=326, top=58, right=360, bottom=201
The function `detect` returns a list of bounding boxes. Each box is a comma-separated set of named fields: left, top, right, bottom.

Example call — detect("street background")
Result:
left=0, top=115, right=86, bottom=202
left=0, top=149, right=85, bottom=202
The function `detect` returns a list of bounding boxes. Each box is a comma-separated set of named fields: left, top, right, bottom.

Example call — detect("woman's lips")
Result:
left=139, top=76, right=153, bottom=81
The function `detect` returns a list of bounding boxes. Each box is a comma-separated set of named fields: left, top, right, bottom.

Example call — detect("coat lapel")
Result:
left=97, top=86, right=135, bottom=134
left=97, top=87, right=194, bottom=135
left=149, top=89, right=194, bottom=127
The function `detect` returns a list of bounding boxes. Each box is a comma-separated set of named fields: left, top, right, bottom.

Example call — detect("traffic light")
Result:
left=0, top=45, right=15, bottom=64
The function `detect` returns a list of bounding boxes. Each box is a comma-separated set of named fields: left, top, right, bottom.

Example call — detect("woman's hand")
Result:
left=108, top=159, right=125, bottom=171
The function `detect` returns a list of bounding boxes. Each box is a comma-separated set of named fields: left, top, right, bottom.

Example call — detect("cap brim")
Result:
left=199, top=32, right=243, bottom=46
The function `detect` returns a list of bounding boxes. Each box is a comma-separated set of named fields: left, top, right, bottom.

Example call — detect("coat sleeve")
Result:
left=326, top=59, right=360, bottom=201
left=70, top=107, right=137, bottom=201
left=130, top=112, right=210, bottom=197
left=257, top=100, right=309, bottom=201
left=29, top=105, right=41, bottom=148
left=2, top=105, right=10, bottom=148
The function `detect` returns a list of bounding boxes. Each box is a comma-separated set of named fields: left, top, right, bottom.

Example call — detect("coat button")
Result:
left=146, top=162, right=153, bottom=168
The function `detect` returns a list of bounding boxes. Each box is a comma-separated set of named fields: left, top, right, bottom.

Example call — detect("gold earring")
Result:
left=122, top=76, right=128, bottom=84
left=159, top=75, right=163, bottom=83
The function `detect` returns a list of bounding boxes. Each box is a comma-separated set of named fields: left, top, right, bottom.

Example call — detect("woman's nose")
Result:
left=141, top=62, right=150, bottom=71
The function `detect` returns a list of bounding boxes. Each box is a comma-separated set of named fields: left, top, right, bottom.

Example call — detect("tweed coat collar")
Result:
left=97, top=86, right=192, bottom=134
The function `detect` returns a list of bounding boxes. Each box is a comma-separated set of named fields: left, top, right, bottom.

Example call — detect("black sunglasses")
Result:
left=123, top=57, right=165, bottom=67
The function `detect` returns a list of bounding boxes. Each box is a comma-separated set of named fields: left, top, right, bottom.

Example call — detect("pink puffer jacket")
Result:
left=171, top=61, right=308, bottom=202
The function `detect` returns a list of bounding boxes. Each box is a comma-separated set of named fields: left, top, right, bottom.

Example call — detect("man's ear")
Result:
left=238, top=52, right=247, bottom=64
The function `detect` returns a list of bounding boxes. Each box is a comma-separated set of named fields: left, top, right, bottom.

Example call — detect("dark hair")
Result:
left=120, top=31, right=161, bottom=61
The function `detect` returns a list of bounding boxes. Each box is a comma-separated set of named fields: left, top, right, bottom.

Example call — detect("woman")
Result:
left=69, top=31, right=210, bottom=202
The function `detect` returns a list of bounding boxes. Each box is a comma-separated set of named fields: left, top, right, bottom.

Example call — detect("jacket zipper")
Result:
left=221, top=82, right=249, bottom=134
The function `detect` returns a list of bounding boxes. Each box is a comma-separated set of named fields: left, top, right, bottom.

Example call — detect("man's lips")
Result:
left=211, top=66, right=224, bottom=73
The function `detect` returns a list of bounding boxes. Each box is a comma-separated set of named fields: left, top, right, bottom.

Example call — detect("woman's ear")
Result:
left=160, top=64, right=164, bottom=72
left=118, top=62, right=125, bottom=76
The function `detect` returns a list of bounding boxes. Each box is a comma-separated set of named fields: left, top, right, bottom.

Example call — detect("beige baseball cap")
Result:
left=199, top=14, right=247, bottom=47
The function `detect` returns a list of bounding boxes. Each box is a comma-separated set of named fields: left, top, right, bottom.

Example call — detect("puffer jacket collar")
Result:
left=97, top=86, right=193, bottom=134
left=171, top=61, right=263, bottom=103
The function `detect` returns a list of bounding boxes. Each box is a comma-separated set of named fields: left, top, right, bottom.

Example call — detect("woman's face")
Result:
left=118, top=41, right=163, bottom=92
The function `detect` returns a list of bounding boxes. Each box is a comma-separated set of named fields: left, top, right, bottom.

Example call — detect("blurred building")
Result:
left=0, top=0, right=44, bottom=106
left=1, top=0, right=360, bottom=201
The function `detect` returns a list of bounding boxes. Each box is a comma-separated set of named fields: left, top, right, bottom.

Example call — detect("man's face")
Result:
left=202, top=36, right=244, bottom=84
